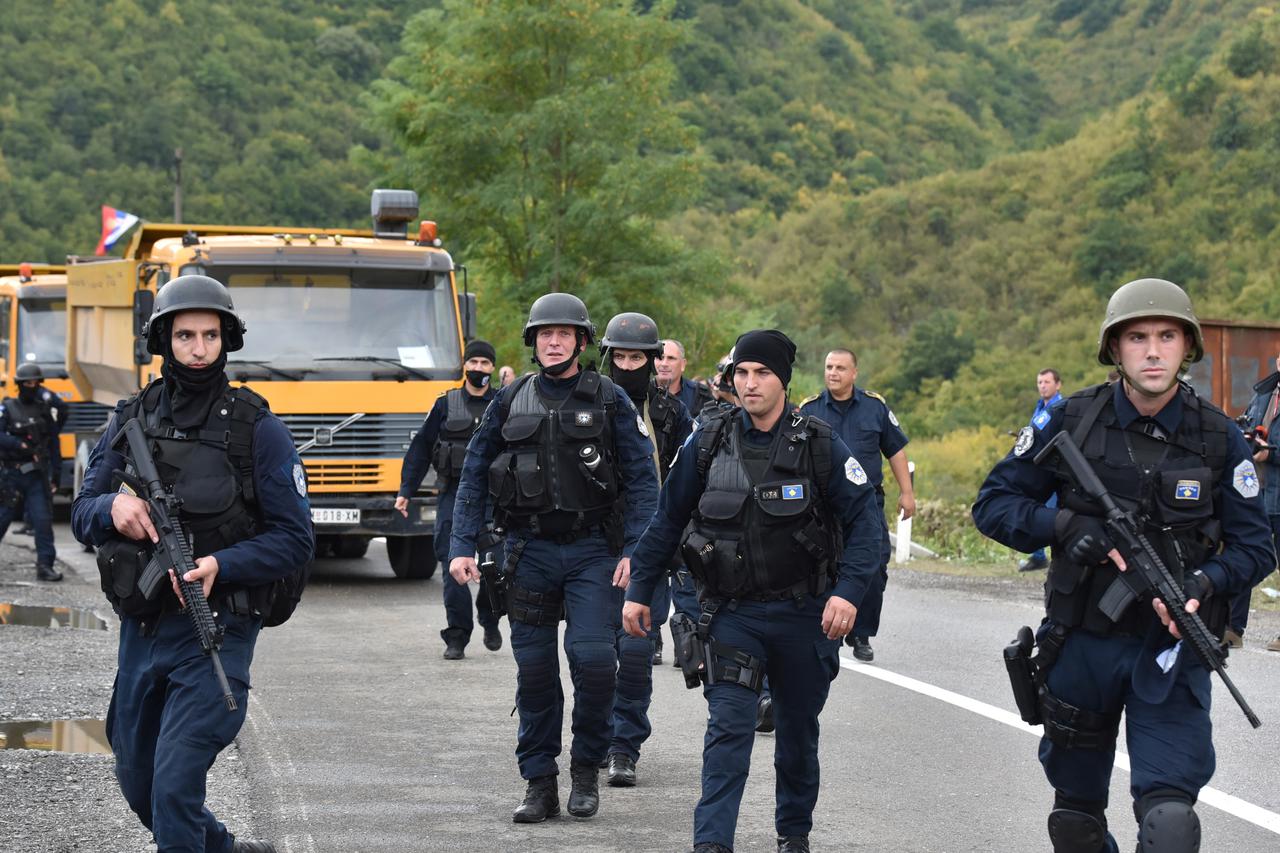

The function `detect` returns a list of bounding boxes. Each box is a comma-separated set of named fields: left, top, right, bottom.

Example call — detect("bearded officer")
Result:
left=973, top=278, right=1274, bottom=853
left=448, top=293, right=658, bottom=823
left=396, top=338, right=502, bottom=659
left=623, top=329, right=881, bottom=853
left=598, top=311, right=693, bottom=788
left=71, top=274, right=314, bottom=853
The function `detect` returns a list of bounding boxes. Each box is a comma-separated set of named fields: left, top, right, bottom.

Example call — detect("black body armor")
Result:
left=488, top=371, right=619, bottom=536
left=2, top=396, right=55, bottom=465
left=681, top=409, right=840, bottom=600
left=433, top=388, right=489, bottom=487
left=645, top=383, right=685, bottom=478
left=1044, top=383, right=1229, bottom=637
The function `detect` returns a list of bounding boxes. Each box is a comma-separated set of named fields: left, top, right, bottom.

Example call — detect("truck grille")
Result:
left=278, top=412, right=423, bottom=458
left=304, top=461, right=384, bottom=487
left=64, top=401, right=114, bottom=434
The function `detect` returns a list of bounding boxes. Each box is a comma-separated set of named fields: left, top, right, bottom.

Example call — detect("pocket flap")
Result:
left=697, top=489, right=748, bottom=521
left=558, top=408, right=606, bottom=439
left=1156, top=467, right=1212, bottom=524
left=501, top=415, right=543, bottom=443
left=754, top=480, right=812, bottom=518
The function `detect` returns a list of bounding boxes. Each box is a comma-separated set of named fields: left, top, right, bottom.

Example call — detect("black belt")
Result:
left=512, top=523, right=607, bottom=545
left=738, top=572, right=830, bottom=602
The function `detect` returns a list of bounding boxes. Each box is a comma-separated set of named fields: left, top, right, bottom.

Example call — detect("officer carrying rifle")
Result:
left=0, top=362, right=62, bottom=581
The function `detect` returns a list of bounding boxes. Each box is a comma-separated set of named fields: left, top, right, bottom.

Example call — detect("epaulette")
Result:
left=799, top=393, right=821, bottom=407
left=864, top=389, right=888, bottom=405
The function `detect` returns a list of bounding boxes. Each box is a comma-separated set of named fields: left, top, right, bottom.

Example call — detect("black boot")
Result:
left=607, top=752, right=636, bottom=787
left=441, top=627, right=466, bottom=660
left=691, top=844, right=734, bottom=853
left=512, top=775, right=559, bottom=823
left=755, top=694, right=775, bottom=733
left=777, top=835, right=810, bottom=852
left=652, top=636, right=664, bottom=666
left=35, top=562, right=62, bottom=582
left=567, top=759, right=600, bottom=817
left=483, top=624, right=503, bottom=651
left=231, top=840, right=278, bottom=853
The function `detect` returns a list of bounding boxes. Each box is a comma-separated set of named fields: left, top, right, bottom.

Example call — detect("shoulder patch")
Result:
left=636, top=414, right=649, bottom=437
left=887, top=409, right=900, bottom=427
left=1013, top=426, right=1035, bottom=457
left=844, top=456, right=868, bottom=485
left=292, top=463, right=308, bottom=498
left=1233, top=460, right=1260, bottom=498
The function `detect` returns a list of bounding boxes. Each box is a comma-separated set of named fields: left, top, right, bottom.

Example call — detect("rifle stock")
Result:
left=1035, top=430, right=1261, bottom=729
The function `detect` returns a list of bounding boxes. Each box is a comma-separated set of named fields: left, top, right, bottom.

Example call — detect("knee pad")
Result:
left=515, top=649, right=560, bottom=709
left=1048, top=808, right=1109, bottom=853
left=569, top=640, right=616, bottom=698
left=614, top=638, right=652, bottom=698
left=1135, top=789, right=1200, bottom=853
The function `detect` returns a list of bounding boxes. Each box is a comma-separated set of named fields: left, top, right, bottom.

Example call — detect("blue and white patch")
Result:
left=888, top=409, right=900, bottom=427
left=1233, top=460, right=1260, bottom=498
left=293, top=463, right=307, bottom=498
left=844, top=456, right=867, bottom=486
left=1032, top=409, right=1051, bottom=430
left=782, top=484, right=805, bottom=500
left=636, top=415, right=649, bottom=437
left=1013, top=426, right=1035, bottom=457
left=1174, top=480, right=1201, bottom=501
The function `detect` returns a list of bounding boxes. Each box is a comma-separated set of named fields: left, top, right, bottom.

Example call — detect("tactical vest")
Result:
left=2, top=396, right=53, bottom=462
left=433, top=388, right=489, bottom=486
left=488, top=371, right=619, bottom=535
left=1044, top=383, right=1229, bottom=636
left=681, top=409, right=841, bottom=600
left=123, top=381, right=267, bottom=594
left=646, top=383, right=684, bottom=476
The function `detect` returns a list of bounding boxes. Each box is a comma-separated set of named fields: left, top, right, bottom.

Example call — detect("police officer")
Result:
left=395, top=339, right=502, bottom=660
left=71, top=274, right=314, bottom=853
left=0, top=362, right=62, bottom=580
left=1019, top=368, right=1066, bottom=573
left=973, top=279, right=1274, bottom=853
left=799, top=348, right=914, bottom=662
left=623, top=329, right=882, bottom=853
left=656, top=338, right=713, bottom=416
left=598, top=311, right=693, bottom=788
left=1238, top=354, right=1280, bottom=651
left=447, top=293, right=658, bottom=823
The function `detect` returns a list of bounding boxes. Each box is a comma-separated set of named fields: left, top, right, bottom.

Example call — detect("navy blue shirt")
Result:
left=71, top=390, right=314, bottom=587
left=398, top=384, right=497, bottom=499
left=973, top=382, right=1275, bottom=596
left=1242, top=371, right=1280, bottom=516
left=448, top=369, right=659, bottom=560
left=799, top=387, right=908, bottom=490
left=626, top=407, right=882, bottom=606
left=674, top=377, right=710, bottom=420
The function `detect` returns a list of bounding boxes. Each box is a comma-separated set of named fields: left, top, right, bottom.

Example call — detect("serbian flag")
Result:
left=95, top=206, right=141, bottom=255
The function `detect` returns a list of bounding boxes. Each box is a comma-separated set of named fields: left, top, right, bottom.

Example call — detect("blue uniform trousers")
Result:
left=1227, top=513, right=1280, bottom=634
left=0, top=468, right=55, bottom=565
left=695, top=595, right=841, bottom=848
left=608, top=576, right=671, bottom=761
left=852, top=493, right=891, bottom=639
left=1040, top=629, right=1214, bottom=849
left=106, top=612, right=258, bottom=853
left=434, top=490, right=497, bottom=643
left=508, top=533, right=618, bottom=779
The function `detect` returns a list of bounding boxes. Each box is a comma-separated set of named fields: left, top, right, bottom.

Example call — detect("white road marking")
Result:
left=839, top=656, right=1280, bottom=836
left=242, top=692, right=318, bottom=853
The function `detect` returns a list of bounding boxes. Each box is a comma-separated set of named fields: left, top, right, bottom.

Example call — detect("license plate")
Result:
left=311, top=508, right=360, bottom=525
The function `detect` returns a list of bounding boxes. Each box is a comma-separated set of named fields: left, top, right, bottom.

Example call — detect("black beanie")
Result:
left=731, top=329, right=796, bottom=388
left=464, top=339, right=497, bottom=363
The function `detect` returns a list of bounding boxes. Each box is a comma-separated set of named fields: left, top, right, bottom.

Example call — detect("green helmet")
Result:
left=1096, top=278, right=1204, bottom=366
left=599, top=312, right=661, bottom=354
left=143, top=274, right=246, bottom=355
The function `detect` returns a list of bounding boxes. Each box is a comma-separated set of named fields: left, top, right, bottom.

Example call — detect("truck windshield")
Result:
left=16, top=298, right=67, bottom=368
left=205, top=267, right=462, bottom=378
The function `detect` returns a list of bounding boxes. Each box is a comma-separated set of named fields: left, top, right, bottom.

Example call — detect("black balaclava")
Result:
left=608, top=354, right=654, bottom=406
left=17, top=384, right=39, bottom=404
left=161, top=318, right=230, bottom=429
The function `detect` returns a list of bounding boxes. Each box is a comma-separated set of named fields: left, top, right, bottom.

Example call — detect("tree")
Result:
left=369, top=0, right=721, bottom=351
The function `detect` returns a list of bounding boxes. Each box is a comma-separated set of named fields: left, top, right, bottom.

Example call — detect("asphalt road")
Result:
left=6, top=526, right=1280, bottom=852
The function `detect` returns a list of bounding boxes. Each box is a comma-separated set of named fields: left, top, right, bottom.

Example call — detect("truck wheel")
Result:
left=334, top=535, right=371, bottom=559
left=387, top=535, right=437, bottom=579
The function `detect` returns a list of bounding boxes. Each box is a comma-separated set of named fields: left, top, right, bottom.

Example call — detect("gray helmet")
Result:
left=523, top=293, right=595, bottom=346
left=14, top=363, right=43, bottom=382
left=1097, top=278, right=1203, bottom=365
left=599, top=312, right=661, bottom=354
left=143, top=274, right=246, bottom=355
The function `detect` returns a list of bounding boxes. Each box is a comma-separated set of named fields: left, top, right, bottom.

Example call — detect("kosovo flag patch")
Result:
left=782, top=484, right=804, bottom=500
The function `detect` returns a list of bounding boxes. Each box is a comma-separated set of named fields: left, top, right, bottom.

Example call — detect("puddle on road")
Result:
left=0, top=602, right=108, bottom=630
left=0, top=719, right=111, bottom=754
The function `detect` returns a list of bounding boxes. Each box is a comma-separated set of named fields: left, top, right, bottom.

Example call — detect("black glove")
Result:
left=1054, top=510, right=1114, bottom=565
left=1182, top=569, right=1214, bottom=605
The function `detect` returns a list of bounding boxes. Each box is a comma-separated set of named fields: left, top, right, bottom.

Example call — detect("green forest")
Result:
left=5, top=0, right=1280, bottom=553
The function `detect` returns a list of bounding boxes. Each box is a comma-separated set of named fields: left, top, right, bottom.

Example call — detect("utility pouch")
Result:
left=508, top=584, right=564, bottom=627
left=96, top=539, right=163, bottom=618
left=1003, top=625, right=1042, bottom=725
left=669, top=612, right=707, bottom=689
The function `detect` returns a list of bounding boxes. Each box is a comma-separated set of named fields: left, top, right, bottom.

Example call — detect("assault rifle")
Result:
left=114, top=417, right=237, bottom=712
left=1035, top=430, right=1261, bottom=729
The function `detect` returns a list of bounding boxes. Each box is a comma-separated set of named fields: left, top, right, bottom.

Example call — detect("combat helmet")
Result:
left=522, top=293, right=595, bottom=346
left=1096, top=278, right=1203, bottom=366
left=599, top=312, right=661, bottom=355
left=14, top=363, right=43, bottom=383
left=143, top=274, right=246, bottom=355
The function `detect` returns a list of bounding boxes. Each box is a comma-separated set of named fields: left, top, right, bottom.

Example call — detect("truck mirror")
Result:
left=134, top=337, right=151, bottom=366
left=459, top=292, right=477, bottom=341
left=132, top=290, right=154, bottom=337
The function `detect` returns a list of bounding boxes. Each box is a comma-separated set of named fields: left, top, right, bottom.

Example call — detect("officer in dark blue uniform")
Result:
left=623, top=329, right=882, bottom=853
left=799, top=348, right=913, bottom=663
left=597, top=311, right=693, bottom=788
left=72, top=275, right=314, bottom=853
left=1231, top=354, right=1280, bottom=650
left=447, top=293, right=658, bottom=824
left=395, top=338, right=501, bottom=660
left=973, top=279, right=1274, bottom=853
left=656, top=338, right=713, bottom=420
left=0, top=362, right=62, bottom=580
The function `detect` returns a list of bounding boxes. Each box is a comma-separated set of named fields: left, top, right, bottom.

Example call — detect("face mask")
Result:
left=610, top=364, right=650, bottom=403
left=465, top=370, right=491, bottom=389
left=17, top=385, right=38, bottom=404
